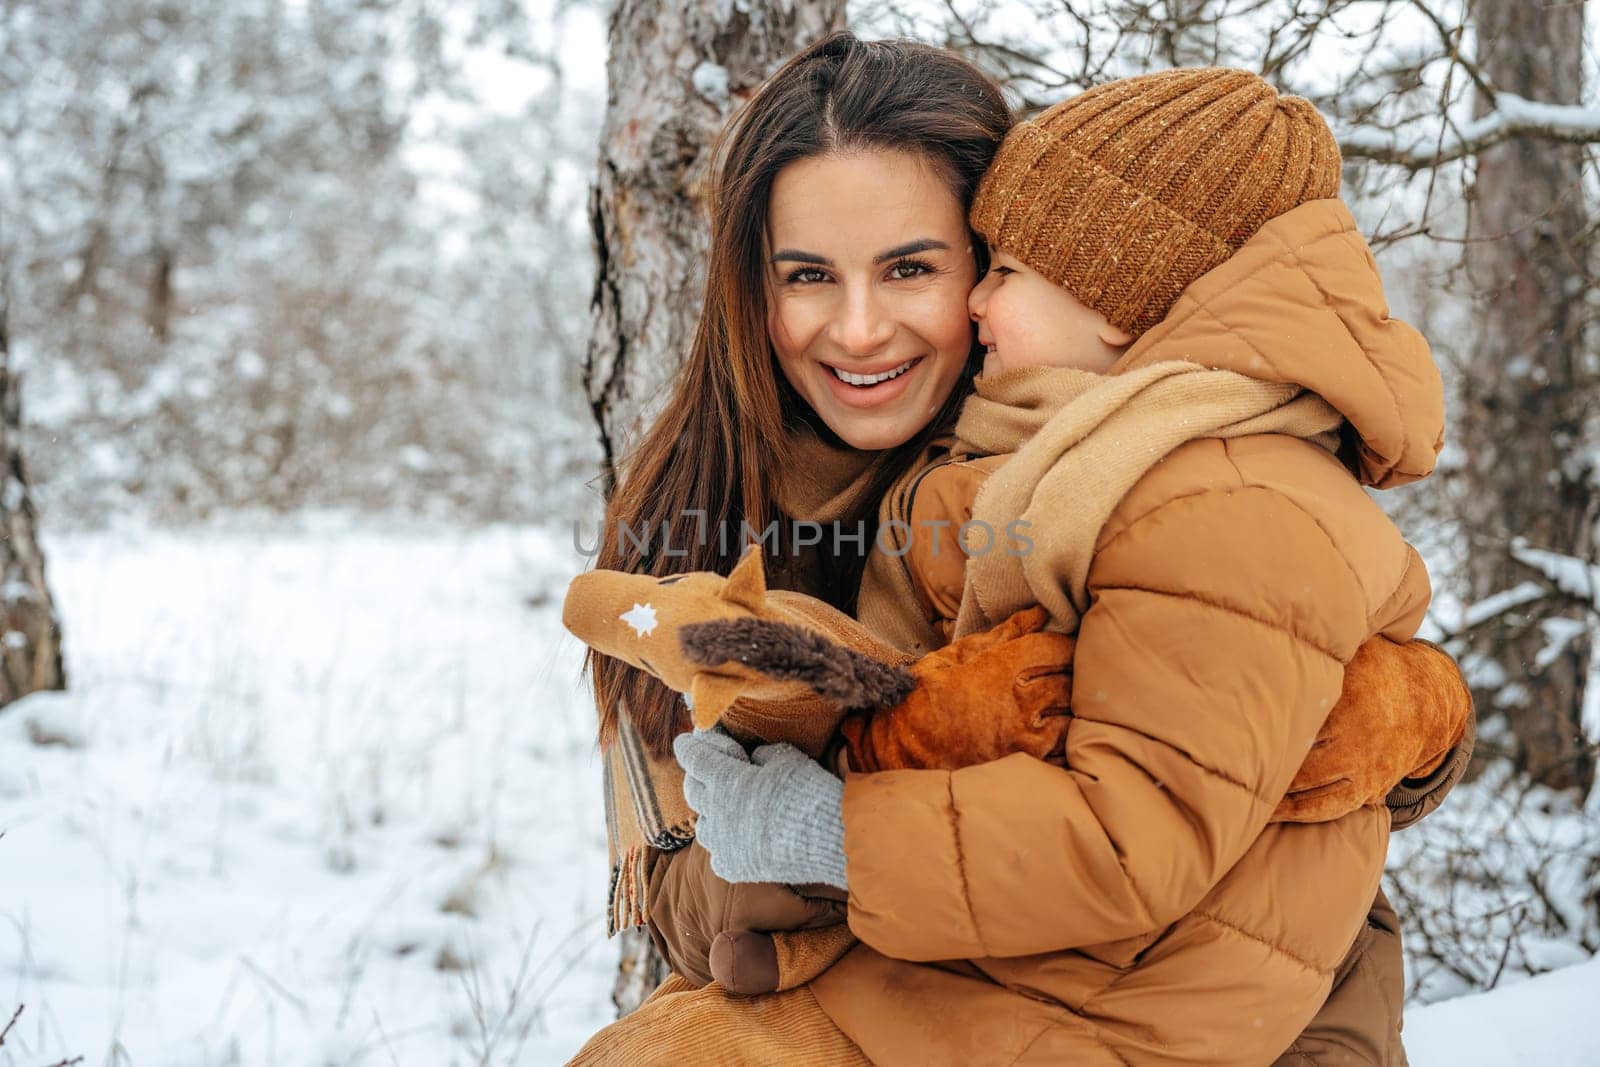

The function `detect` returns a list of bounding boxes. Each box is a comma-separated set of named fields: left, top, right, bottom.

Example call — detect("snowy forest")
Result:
left=0, top=0, right=1596, bottom=1063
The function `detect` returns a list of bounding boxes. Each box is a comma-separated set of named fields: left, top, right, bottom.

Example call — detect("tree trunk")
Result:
left=1460, top=0, right=1595, bottom=792
left=0, top=287, right=67, bottom=705
left=584, top=0, right=846, bottom=495
left=585, top=0, right=846, bottom=1018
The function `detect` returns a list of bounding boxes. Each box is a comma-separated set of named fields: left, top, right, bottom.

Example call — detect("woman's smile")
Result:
left=820, top=356, right=926, bottom=408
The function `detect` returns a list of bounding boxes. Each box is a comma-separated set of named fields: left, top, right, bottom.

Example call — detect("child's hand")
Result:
left=838, top=605, right=1075, bottom=772
left=1274, top=637, right=1472, bottom=823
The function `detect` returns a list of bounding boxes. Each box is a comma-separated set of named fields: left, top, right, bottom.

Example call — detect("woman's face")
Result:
left=766, top=149, right=978, bottom=451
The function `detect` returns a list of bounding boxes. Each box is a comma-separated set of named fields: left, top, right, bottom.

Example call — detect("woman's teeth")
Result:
left=831, top=359, right=915, bottom=387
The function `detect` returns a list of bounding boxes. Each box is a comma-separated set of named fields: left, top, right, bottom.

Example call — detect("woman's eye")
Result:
left=784, top=267, right=829, bottom=285
left=888, top=258, right=935, bottom=281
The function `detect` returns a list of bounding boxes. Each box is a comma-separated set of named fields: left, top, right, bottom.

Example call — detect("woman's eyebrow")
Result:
left=768, top=238, right=951, bottom=267
left=769, top=249, right=831, bottom=266
left=873, top=239, right=949, bottom=263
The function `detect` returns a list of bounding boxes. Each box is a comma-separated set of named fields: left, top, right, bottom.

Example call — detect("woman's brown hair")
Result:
left=589, top=32, right=1012, bottom=754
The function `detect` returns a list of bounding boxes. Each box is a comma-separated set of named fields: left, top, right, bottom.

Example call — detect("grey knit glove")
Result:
left=674, top=728, right=848, bottom=890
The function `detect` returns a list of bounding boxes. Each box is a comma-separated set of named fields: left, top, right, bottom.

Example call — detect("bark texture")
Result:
left=0, top=295, right=66, bottom=706
left=1461, top=0, right=1595, bottom=791
left=585, top=0, right=847, bottom=1017
left=584, top=0, right=846, bottom=493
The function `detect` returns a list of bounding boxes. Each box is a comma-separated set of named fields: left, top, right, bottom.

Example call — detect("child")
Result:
left=805, top=66, right=1459, bottom=1064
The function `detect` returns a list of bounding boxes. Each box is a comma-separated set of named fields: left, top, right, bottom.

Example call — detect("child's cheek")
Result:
left=1002, top=304, right=1042, bottom=361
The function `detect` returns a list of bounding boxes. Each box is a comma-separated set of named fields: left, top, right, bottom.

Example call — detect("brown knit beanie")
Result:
left=970, top=67, right=1342, bottom=337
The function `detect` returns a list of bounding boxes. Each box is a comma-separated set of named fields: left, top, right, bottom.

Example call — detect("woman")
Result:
left=577, top=32, right=1466, bottom=1065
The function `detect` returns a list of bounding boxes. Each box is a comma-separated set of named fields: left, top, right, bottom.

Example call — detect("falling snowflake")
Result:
left=620, top=602, right=658, bottom=638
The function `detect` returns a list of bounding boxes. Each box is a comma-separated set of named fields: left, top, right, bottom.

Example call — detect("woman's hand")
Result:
left=674, top=729, right=848, bottom=890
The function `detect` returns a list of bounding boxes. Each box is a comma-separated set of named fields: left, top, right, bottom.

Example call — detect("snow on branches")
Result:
left=1339, top=94, right=1600, bottom=169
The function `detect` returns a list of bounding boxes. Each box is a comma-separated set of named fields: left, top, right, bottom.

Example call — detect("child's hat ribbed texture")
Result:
left=970, top=67, right=1343, bottom=337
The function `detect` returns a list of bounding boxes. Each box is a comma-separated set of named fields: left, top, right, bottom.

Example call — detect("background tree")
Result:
left=1455, top=0, right=1595, bottom=795
left=0, top=274, right=64, bottom=706
left=0, top=0, right=601, bottom=524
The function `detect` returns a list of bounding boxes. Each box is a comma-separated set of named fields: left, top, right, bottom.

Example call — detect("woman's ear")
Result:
left=1098, top=320, right=1135, bottom=348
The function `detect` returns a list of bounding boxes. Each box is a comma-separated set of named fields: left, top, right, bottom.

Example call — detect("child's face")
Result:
left=968, top=250, right=1134, bottom=377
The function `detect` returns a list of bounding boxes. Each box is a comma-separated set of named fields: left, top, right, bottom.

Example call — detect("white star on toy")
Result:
left=620, top=602, right=658, bottom=638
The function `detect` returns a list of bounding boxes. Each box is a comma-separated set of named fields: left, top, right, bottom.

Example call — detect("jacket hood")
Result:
left=1111, top=198, right=1444, bottom=488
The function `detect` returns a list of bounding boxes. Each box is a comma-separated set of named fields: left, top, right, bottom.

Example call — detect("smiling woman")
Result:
left=765, top=150, right=978, bottom=450
left=585, top=35, right=1007, bottom=755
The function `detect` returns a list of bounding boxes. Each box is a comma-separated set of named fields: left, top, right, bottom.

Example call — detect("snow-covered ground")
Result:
left=1, top=520, right=615, bottom=1065
left=1, top=521, right=1594, bottom=1065
left=1406, top=953, right=1599, bottom=1066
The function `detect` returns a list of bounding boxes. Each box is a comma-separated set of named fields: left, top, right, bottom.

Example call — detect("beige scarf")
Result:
left=949, top=361, right=1343, bottom=638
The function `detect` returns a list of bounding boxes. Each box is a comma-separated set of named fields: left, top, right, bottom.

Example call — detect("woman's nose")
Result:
left=827, top=286, right=896, bottom=356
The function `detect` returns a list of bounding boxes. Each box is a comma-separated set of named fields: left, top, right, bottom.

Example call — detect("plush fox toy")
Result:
left=564, top=547, right=1471, bottom=996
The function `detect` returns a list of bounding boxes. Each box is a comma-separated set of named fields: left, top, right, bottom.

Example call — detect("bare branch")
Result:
left=1341, top=93, right=1600, bottom=168
left=1404, top=0, right=1496, bottom=105
left=1510, top=541, right=1600, bottom=612
left=1430, top=580, right=1551, bottom=642
left=0, top=1003, right=20, bottom=1048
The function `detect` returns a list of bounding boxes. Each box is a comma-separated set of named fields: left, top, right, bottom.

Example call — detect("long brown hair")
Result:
left=589, top=32, right=1012, bottom=754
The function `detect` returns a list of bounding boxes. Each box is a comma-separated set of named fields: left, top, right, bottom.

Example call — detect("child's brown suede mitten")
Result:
left=830, top=604, right=1072, bottom=772
left=1274, top=636, right=1471, bottom=823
